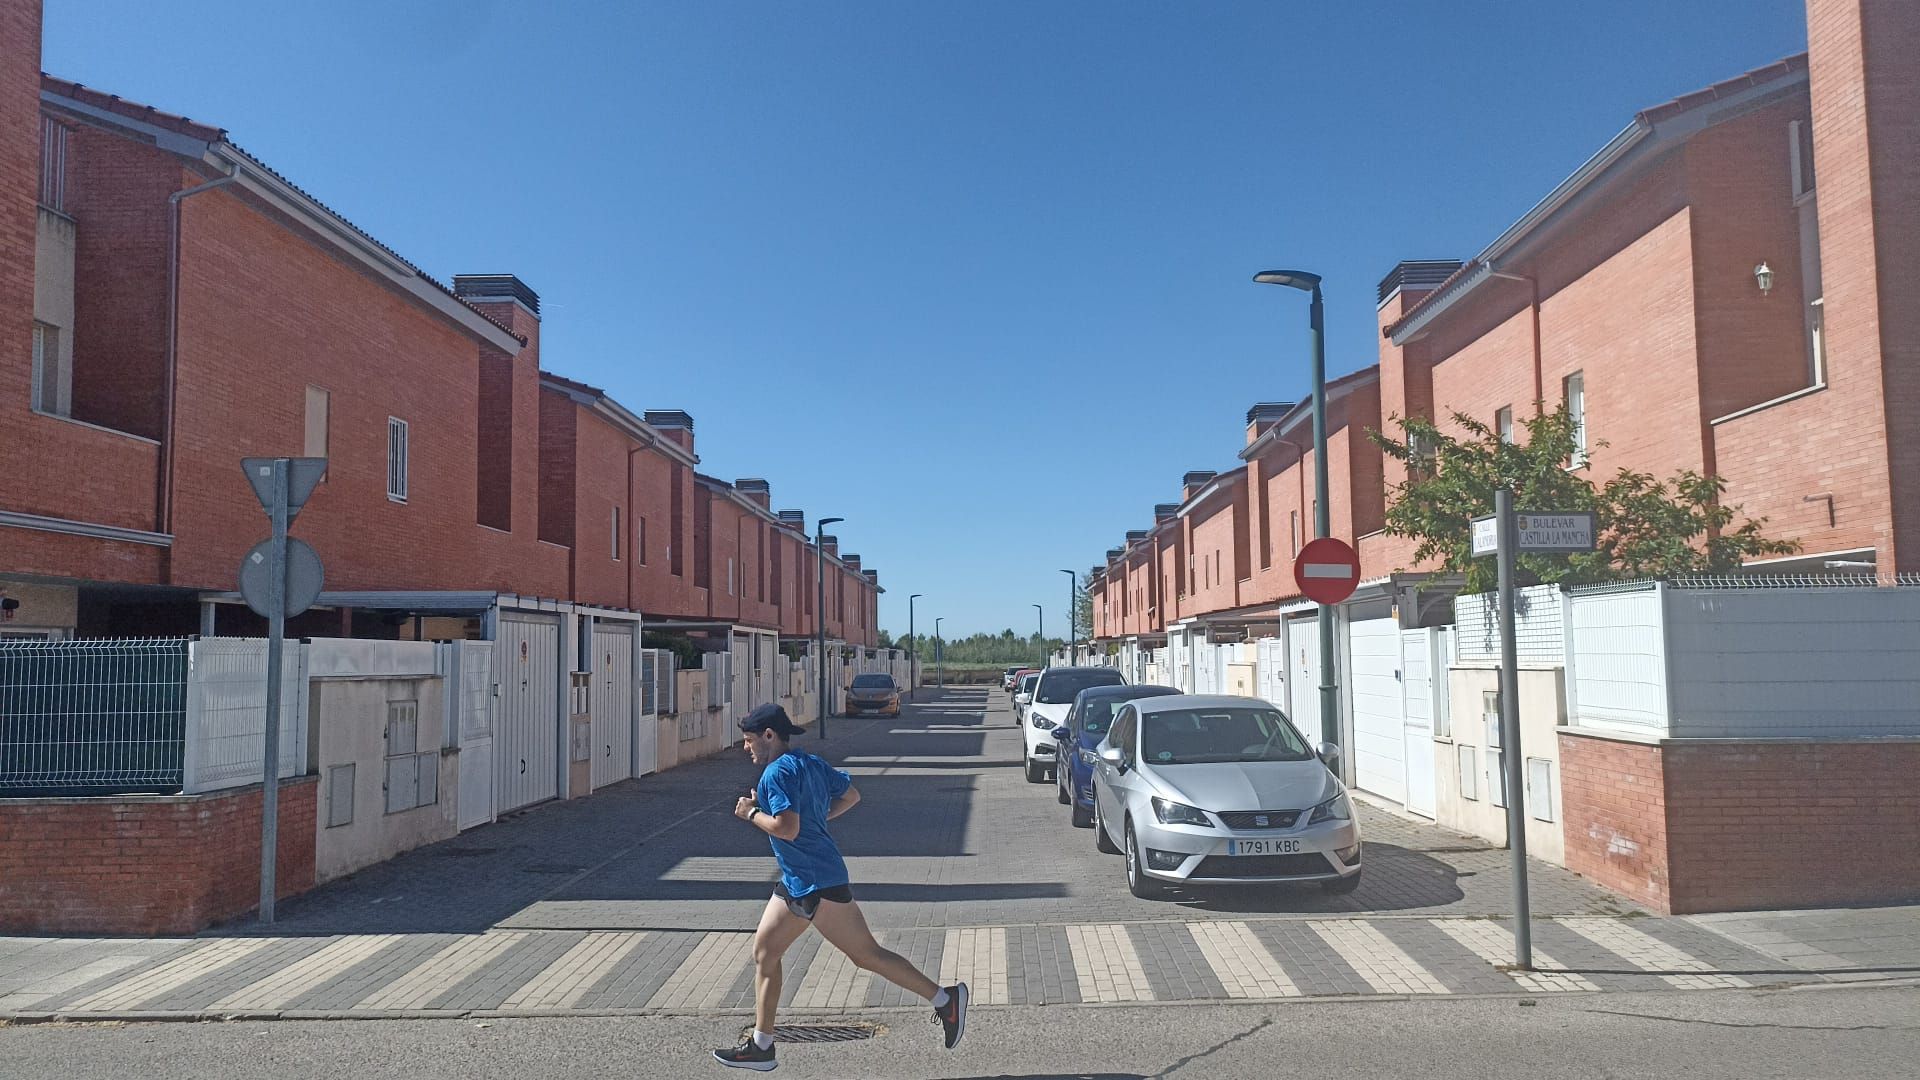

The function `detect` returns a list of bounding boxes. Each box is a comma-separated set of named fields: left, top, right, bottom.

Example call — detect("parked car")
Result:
left=1012, top=672, right=1040, bottom=726
left=1001, top=667, right=1024, bottom=691
left=1090, top=694, right=1362, bottom=900
left=845, top=672, right=902, bottom=717
left=1008, top=667, right=1038, bottom=694
left=1022, top=666, right=1126, bottom=783
left=1052, top=683, right=1182, bottom=826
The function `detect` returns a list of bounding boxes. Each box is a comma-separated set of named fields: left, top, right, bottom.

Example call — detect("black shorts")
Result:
left=774, top=882, right=854, bottom=920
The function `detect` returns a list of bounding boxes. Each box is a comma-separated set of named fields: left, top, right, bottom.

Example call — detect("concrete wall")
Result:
left=311, top=675, right=455, bottom=885
left=1436, top=666, right=1567, bottom=867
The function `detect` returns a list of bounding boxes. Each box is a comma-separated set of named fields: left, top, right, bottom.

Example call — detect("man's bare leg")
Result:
left=810, top=897, right=938, bottom=1000
left=752, top=896, right=813, bottom=1034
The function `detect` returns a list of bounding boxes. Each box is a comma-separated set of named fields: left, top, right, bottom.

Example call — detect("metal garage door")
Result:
left=1256, top=638, right=1285, bottom=710
left=1349, top=615, right=1407, bottom=805
left=1287, top=614, right=1321, bottom=740
left=590, top=622, right=635, bottom=791
left=495, top=613, right=560, bottom=813
left=1400, top=628, right=1437, bottom=819
left=730, top=632, right=752, bottom=722
left=450, top=640, right=496, bottom=831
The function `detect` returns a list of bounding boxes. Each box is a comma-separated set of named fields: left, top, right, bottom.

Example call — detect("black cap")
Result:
left=738, top=702, right=806, bottom=738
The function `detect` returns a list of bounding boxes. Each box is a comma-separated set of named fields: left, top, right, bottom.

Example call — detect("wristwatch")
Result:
left=747, top=807, right=760, bottom=822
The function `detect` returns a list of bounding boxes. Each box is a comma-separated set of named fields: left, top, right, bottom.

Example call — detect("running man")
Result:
left=713, top=702, right=967, bottom=1071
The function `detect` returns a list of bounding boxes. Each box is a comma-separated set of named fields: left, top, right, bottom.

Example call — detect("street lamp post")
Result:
left=1032, top=603, right=1044, bottom=667
left=816, top=516, right=843, bottom=738
left=1254, top=269, right=1338, bottom=747
left=934, top=617, right=945, bottom=688
left=908, top=593, right=923, bottom=701
left=1059, top=569, right=1076, bottom=665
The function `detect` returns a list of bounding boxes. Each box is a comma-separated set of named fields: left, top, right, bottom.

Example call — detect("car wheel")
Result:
left=1070, top=800, right=1093, bottom=829
left=1093, top=794, right=1120, bottom=854
left=1125, top=822, right=1168, bottom=900
left=1056, top=770, right=1070, bottom=804
left=1321, top=869, right=1363, bottom=895
left=1024, top=758, right=1046, bottom=784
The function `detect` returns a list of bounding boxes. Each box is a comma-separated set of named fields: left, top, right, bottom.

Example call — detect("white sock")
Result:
left=752, top=1030, right=774, bottom=1051
left=930, top=988, right=950, bottom=1009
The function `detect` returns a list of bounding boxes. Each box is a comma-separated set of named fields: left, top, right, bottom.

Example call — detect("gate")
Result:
left=1401, top=627, right=1438, bottom=819
left=1349, top=613, right=1408, bottom=806
left=1287, top=614, right=1321, bottom=740
left=447, top=640, right=497, bottom=830
left=730, top=632, right=752, bottom=721
left=495, top=613, right=560, bottom=812
left=1256, top=637, right=1286, bottom=710
left=590, top=622, right=635, bottom=791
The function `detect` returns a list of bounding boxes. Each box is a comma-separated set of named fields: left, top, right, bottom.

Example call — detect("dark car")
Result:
left=1001, top=667, right=1023, bottom=691
left=1051, top=683, right=1182, bottom=826
left=845, top=673, right=901, bottom=717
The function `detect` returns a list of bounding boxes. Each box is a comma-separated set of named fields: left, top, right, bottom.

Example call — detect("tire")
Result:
left=1321, top=869, right=1363, bottom=895
left=1094, top=793, right=1120, bottom=854
left=1125, top=822, right=1169, bottom=900
left=1056, top=770, right=1070, bottom=804
left=1070, top=801, right=1093, bottom=829
left=1024, top=758, right=1046, bottom=784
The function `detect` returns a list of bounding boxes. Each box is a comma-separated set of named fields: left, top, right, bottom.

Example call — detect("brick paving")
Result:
left=0, top=688, right=1906, bottom=1019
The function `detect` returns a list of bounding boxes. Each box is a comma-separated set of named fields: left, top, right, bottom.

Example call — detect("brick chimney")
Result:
left=734, top=478, right=771, bottom=509
left=776, top=509, right=806, bottom=532
left=862, top=570, right=879, bottom=586
left=453, top=274, right=541, bottom=350
left=820, top=535, right=839, bottom=559
left=1125, top=529, right=1150, bottom=543
left=644, top=410, right=695, bottom=455
left=1181, top=471, right=1218, bottom=502
left=1153, top=503, right=1179, bottom=525
left=842, top=554, right=861, bottom=572
left=1376, top=260, right=1461, bottom=490
left=1246, top=402, right=1296, bottom=446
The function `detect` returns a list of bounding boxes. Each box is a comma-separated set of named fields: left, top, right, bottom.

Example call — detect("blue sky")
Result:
left=45, top=1, right=1809, bottom=638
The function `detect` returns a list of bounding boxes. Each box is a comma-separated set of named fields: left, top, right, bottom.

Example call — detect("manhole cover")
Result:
left=760, top=1024, right=879, bottom=1044
left=520, top=863, right=587, bottom=875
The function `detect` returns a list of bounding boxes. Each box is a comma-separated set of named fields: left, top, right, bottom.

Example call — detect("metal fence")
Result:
left=1453, top=585, right=1566, bottom=666
left=0, top=638, right=190, bottom=796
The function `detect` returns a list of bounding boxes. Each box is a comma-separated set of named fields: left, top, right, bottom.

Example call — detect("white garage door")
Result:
left=1349, top=615, right=1408, bottom=806
left=1400, top=628, right=1437, bottom=819
left=590, top=622, right=635, bottom=791
left=1287, top=614, right=1321, bottom=740
left=495, top=613, right=561, bottom=813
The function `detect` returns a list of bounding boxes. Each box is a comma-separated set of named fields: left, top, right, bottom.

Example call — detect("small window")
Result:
left=637, top=516, right=648, bottom=565
left=1290, top=510, right=1300, bottom=557
left=387, top=417, right=410, bottom=502
left=611, top=505, right=622, bottom=561
left=30, top=321, right=70, bottom=417
left=1496, top=406, right=1514, bottom=444
left=305, top=386, right=330, bottom=478
left=1563, top=373, right=1586, bottom=467
left=727, top=557, right=735, bottom=596
left=39, top=117, right=67, bottom=212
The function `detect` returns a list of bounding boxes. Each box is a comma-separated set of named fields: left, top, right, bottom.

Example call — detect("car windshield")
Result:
left=851, top=674, right=892, bottom=689
left=1036, top=670, right=1122, bottom=704
left=1139, top=707, right=1312, bottom=765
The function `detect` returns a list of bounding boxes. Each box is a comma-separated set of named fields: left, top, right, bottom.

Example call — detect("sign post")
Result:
left=1292, top=537, right=1360, bottom=746
left=239, top=457, right=327, bottom=924
left=1470, top=496, right=1593, bottom=970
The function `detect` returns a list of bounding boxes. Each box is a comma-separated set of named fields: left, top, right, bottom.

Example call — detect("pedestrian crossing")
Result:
left=0, top=915, right=1796, bottom=1018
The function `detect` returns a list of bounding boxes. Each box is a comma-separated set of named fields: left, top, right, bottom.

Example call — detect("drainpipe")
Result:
left=158, top=159, right=240, bottom=549
left=1486, top=266, right=1544, bottom=414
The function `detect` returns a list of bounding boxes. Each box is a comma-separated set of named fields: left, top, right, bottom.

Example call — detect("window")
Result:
left=1790, top=121, right=1826, bottom=387
left=39, top=117, right=66, bottom=212
left=387, top=417, right=409, bottom=501
left=727, top=556, right=735, bottom=596
left=611, top=505, right=622, bottom=561
left=304, top=386, right=330, bottom=469
left=1496, top=406, right=1514, bottom=444
left=1408, top=429, right=1437, bottom=476
left=638, top=516, right=648, bottom=565
left=669, top=468, right=685, bottom=576
left=1563, top=373, right=1586, bottom=467
left=30, top=321, right=69, bottom=417
left=1290, top=510, right=1300, bottom=557
left=383, top=699, right=436, bottom=814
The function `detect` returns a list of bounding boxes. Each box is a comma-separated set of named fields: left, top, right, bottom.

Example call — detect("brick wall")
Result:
left=0, top=776, right=318, bottom=935
left=1560, top=731, right=1920, bottom=914
left=0, top=0, right=38, bottom=441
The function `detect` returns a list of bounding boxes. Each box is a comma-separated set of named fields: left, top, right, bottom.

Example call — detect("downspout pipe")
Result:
left=159, top=160, right=240, bottom=545
left=1486, top=266, right=1545, bottom=414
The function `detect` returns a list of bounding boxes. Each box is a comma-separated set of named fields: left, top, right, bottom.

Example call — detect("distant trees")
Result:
left=893, top=631, right=1063, bottom=664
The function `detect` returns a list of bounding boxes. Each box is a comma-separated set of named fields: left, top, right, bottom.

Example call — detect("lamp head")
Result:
left=1254, top=269, right=1322, bottom=292
left=819, top=516, right=844, bottom=529
left=1753, top=261, right=1774, bottom=296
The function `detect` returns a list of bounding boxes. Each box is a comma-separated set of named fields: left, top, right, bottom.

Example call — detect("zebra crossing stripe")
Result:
left=788, top=940, right=874, bottom=1010
left=1063, top=924, right=1154, bottom=1002
left=211, top=935, right=401, bottom=1011
left=1430, top=921, right=1599, bottom=992
left=357, top=933, right=527, bottom=1010
left=1558, top=919, right=1751, bottom=989
left=644, top=933, right=753, bottom=1010
left=938, top=927, right=1008, bottom=1005
left=66, top=939, right=276, bottom=1013
left=1189, top=921, right=1300, bottom=998
left=501, top=932, right=649, bottom=1010
left=1309, top=920, right=1450, bottom=995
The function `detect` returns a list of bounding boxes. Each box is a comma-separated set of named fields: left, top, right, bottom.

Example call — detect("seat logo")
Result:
left=1254, top=814, right=1269, bottom=827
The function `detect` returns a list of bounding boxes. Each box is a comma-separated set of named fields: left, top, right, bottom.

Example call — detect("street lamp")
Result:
left=815, top=516, right=843, bottom=738
left=908, top=593, right=923, bottom=701
left=934, top=617, right=945, bottom=688
left=1059, top=569, right=1076, bottom=665
left=1254, top=268, right=1338, bottom=747
left=1032, top=603, right=1044, bottom=667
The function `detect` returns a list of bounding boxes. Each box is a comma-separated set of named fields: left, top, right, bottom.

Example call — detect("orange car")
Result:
left=845, top=672, right=902, bottom=717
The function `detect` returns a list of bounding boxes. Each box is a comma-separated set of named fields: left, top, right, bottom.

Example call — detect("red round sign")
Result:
left=1293, top=537, right=1361, bottom=605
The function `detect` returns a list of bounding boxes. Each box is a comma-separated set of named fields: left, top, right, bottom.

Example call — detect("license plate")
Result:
left=1228, top=839, right=1301, bottom=856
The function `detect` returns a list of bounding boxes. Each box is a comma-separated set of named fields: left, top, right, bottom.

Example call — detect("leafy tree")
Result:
left=1370, top=406, right=1796, bottom=593
left=1073, top=574, right=1093, bottom=641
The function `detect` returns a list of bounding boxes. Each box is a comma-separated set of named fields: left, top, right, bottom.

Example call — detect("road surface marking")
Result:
left=0, top=943, right=182, bottom=1010
left=1064, top=924, right=1154, bottom=1002
left=358, top=932, right=526, bottom=1010
left=212, top=935, right=401, bottom=1011
left=1189, top=921, right=1300, bottom=998
left=938, top=927, right=1008, bottom=1005
left=1431, top=920, right=1599, bottom=992
left=501, top=932, right=649, bottom=1010
left=645, top=933, right=752, bottom=1010
left=66, top=938, right=275, bottom=1013
left=1310, top=920, right=1450, bottom=994
left=1558, top=919, right=1751, bottom=989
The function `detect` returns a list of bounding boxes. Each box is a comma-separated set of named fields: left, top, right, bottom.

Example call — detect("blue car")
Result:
left=1052, top=683, right=1181, bottom=828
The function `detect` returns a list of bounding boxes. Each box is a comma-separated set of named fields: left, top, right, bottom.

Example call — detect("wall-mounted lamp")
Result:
left=1754, top=261, right=1774, bottom=296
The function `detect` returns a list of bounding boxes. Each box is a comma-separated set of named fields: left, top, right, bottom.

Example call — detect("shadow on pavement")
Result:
left=1154, top=842, right=1467, bottom=914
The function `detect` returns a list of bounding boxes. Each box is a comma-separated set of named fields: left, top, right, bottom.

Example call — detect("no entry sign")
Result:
left=1293, top=537, right=1360, bottom=605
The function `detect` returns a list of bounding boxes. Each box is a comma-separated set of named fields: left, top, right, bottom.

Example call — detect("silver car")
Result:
left=1090, top=694, right=1362, bottom=899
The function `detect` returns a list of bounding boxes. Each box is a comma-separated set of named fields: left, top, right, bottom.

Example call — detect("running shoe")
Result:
left=713, top=1036, right=777, bottom=1071
left=933, top=982, right=968, bottom=1049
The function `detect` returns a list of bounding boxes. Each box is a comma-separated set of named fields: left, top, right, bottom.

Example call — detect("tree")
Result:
left=876, top=628, right=895, bottom=649
left=1370, top=406, right=1796, bottom=593
left=1073, top=574, right=1093, bottom=642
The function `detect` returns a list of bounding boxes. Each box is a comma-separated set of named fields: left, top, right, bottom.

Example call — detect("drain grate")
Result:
left=764, top=1023, right=879, bottom=1044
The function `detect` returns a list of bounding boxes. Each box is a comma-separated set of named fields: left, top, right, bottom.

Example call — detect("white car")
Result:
left=1012, top=672, right=1041, bottom=727
left=1022, top=666, right=1125, bottom=784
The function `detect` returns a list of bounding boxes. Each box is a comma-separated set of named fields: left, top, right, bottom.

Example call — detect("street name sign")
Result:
left=1471, top=510, right=1596, bottom=556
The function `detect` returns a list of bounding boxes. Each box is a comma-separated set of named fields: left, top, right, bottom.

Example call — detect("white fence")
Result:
left=1453, top=585, right=1565, bottom=666
left=183, top=638, right=310, bottom=794
left=1567, top=581, right=1920, bottom=739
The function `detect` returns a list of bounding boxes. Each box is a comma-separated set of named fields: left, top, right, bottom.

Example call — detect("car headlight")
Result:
left=1031, top=716, right=1056, bottom=730
left=1151, top=797, right=1214, bottom=828
left=1308, top=787, right=1353, bottom=824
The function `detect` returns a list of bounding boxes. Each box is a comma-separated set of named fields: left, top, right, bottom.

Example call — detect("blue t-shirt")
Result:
left=756, top=751, right=853, bottom=898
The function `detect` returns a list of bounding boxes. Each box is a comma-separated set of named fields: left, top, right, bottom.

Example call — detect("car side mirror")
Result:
left=1015, top=693, right=1030, bottom=705
left=1316, top=741, right=1341, bottom=770
left=1051, top=727, right=1072, bottom=742
left=1099, top=745, right=1126, bottom=770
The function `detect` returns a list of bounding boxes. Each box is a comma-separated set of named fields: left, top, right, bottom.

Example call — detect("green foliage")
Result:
left=893, top=631, right=1063, bottom=665
left=642, top=630, right=703, bottom=670
left=1370, top=406, right=1796, bottom=592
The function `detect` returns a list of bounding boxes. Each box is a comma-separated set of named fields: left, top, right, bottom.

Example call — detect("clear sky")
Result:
left=45, top=1, right=1809, bottom=639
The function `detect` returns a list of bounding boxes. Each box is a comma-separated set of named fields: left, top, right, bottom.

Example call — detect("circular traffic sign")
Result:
left=1293, top=537, right=1360, bottom=606
left=239, top=537, right=325, bottom=619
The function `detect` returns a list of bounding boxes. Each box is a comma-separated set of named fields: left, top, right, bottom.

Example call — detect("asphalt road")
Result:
left=3, top=982, right=1916, bottom=1079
